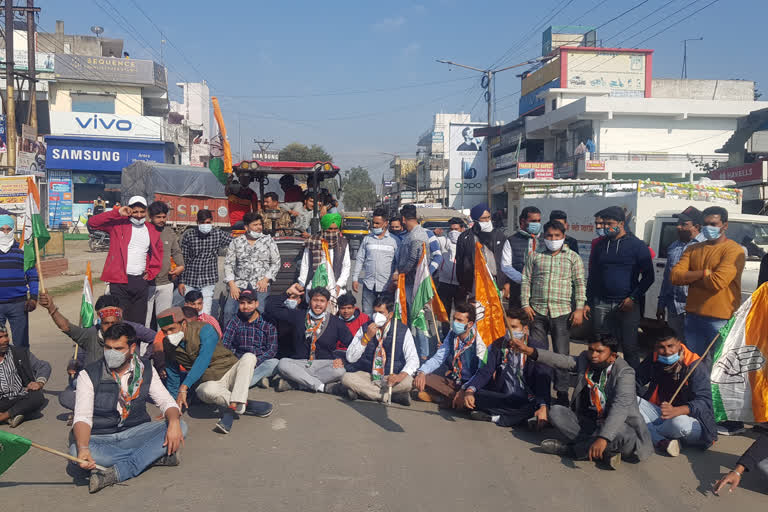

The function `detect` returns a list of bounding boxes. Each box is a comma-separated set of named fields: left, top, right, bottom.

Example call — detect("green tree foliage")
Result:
left=278, top=142, right=333, bottom=162
left=341, top=166, right=377, bottom=211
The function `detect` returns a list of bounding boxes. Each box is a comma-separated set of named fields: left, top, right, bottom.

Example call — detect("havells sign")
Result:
left=50, top=112, right=163, bottom=139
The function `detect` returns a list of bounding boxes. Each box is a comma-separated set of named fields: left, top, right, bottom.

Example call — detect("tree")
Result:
left=278, top=142, right=333, bottom=162
left=342, top=166, right=377, bottom=211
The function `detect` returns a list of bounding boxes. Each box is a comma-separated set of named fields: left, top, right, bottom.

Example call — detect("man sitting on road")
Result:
left=411, top=302, right=486, bottom=407
left=460, top=308, right=552, bottom=429
left=183, top=290, right=222, bottom=336
left=0, top=327, right=50, bottom=428
left=268, top=286, right=352, bottom=394
left=158, top=307, right=272, bottom=435
left=508, top=335, right=653, bottom=469
left=635, top=327, right=717, bottom=457
left=221, top=287, right=279, bottom=389
left=262, top=191, right=295, bottom=236
left=69, top=323, right=185, bottom=493
left=342, top=294, right=419, bottom=405
left=337, top=292, right=370, bottom=338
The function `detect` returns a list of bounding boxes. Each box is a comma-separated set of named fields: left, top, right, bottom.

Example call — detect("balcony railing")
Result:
left=594, top=152, right=729, bottom=163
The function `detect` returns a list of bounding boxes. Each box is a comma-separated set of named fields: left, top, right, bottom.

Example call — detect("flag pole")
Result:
left=33, top=236, right=45, bottom=294
left=386, top=319, right=398, bottom=405
left=30, top=441, right=107, bottom=471
left=428, top=305, right=442, bottom=347
left=669, top=332, right=720, bottom=404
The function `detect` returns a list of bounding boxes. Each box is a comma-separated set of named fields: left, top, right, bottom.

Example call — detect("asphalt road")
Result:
left=1, top=288, right=766, bottom=511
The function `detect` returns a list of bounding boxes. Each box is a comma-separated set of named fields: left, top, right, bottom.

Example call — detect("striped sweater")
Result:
left=0, top=242, right=39, bottom=302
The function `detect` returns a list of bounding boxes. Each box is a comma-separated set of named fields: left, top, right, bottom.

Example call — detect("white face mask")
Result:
left=448, top=230, right=461, bottom=244
left=0, top=231, right=15, bottom=253
left=198, top=224, right=213, bottom=234
left=104, top=348, right=128, bottom=369
left=130, top=217, right=146, bottom=226
left=166, top=331, right=184, bottom=347
left=372, top=312, right=388, bottom=327
left=478, top=221, right=493, bottom=233
left=544, top=239, right=565, bottom=252
left=247, top=230, right=263, bottom=239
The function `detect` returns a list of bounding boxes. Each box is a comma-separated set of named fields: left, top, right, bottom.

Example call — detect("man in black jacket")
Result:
left=715, top=434, right=768, bottom=494
left=0, top=327, right=50, bottom=427
left=635, top=327, right=717, bottom=457
left=454, top=202, right=507, bottom=302
left=271, top=286, right=353, bottom=393
left=459, top=308, right=552, bottom=428
left=500, top=206, right=542, bottom=308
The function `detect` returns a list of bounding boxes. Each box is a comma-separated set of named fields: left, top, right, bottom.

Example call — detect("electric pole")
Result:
left=26, top=0, right=36, bottom=132
left=681, top=37, right=703, bottom=79
left=437, top=56, right=546, bottom=205
left=5, top=0, right=16, bottom=174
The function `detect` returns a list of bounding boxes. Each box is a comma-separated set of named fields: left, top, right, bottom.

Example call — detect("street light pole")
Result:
left=681, top=37, right=703, bottom=79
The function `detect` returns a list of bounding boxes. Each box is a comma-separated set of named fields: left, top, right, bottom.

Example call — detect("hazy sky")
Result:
left=41, top=0, right=767, bottom=183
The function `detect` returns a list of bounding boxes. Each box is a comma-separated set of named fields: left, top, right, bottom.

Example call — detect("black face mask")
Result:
left=237, top=310, right=254, bottom=322
left=590, top=359, right=613, bottom=370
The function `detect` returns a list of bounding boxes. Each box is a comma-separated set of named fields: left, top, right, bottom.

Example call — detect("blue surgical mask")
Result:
left=284, top=298, right=298, bottom=310
left=526, top=222, right=541, bottom=235
left=309, top=309, right=326, bottom=320
left=657, top=352, right=680, bottom=365
left=451, top=320, right=467, bottom=335
left=595, top=228, right=605, bottom=237
left=702, top=225, right=721, bottom=240
left=198, top=224, right=213, bottom=234
left=511, top=330, right=525, bottom=340
left=372, top=227, right=383, bottom=236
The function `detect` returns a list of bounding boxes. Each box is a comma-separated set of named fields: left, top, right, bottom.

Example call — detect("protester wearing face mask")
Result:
left=388, top=217, right=405, bottom=243
left=635, top=327, right=717, bottom=457
left=585, top=206, right=654, bottom=370
left=87, top=196, right=163, bottom=324
left=222, top=212, right=280, bottom=326
left=500, top=206, right=542, bottom=308
left=177, top=209, right=232, bottom=315
left=0, top=326, right=50, bottom=428
left=263, top=289, right=306, bottom=359
left=70, top=323, right=185, bottom=493
left=220, top=288, right=280, bottom=391
left=352, top=208, right=398, bottom=315
left=341, top=294, right=419, bottom=405
left=436, top=217, right=466, bottom=336
left=521, top=221, right=586, bottom=406
left=273, top=286, right=353, bottom=394
left=297, top=213, right=351, bottom=310
left=336, top=292, right=370, bottom=337
left=411, top=302, right=486, bottom=406
left=454, top=203, right=507, bottom=304
left=145, top=201, right=184, bottom=329
left=460, top=308, right=552, bottom=429
left=0, top=215, right=39, bottom=348
left=509, top=334, right=653, bottom=470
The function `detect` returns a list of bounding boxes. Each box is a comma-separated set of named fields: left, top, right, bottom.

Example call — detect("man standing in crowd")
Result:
left=388, top=217, right=406, bottom=244
left=342, top=295, right=419, bottom=405
left=670, top=205, right=746, bottom=436
left=69, top=323, right=185, bottom=493
left=352, top=208, right=398, bottom=315
left=586, top=206, right=653, bottom=369
left=411, top=302, right=486, bottom=406
left=261, top=191, right=295, bottom=235
left=298, top=212, right=351, bottom=307
left=178, top=209, right=232, bottom=315
left=510, top=335, right=653, bottom=469
left=437, top=217, right=466, bottom=336
left=521, top=220, right=586, bottom=404
left=462, top=308, right=551, bottom=428
left=636, top=328, right=717, bottom=457
left=0, top=214, right=38, bottom=347
left=0, top=326, right=50, bottom=427
left=337, top=293, right=370, bottom=337
left=549, top=210, right=579, bottom=254
left=225, top=172, right=259, bottom=227
left=455, top=203, right=506, bottom=302
left=501, top=206, right=542, bottom=307
left=656, top=207, right=704, bottom=339
left=159, top=307, right=272, bottom=435
left=293, top=191, right=317, bottom=236
left=221, top=287, right=279, bottom=389
left=223, top=212, right=280, bottom=325
left=146, top=201, right=184, bottom=328
left=88, top=196, right=163, bottom=324
left=271, top=286, right=353, bottom=393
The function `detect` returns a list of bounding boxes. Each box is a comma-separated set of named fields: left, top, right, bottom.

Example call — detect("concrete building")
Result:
left=169, top=81, right=211, bottom=166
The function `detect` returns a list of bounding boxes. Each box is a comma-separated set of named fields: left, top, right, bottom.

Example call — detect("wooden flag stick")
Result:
left=669, top=332, right=721, bottom=404
left=30, top=442, right=107, bottom=471
left=429, top=306, right=441, bottom=346
left=386, top=319, right=398, bottom=405
left=33, top=236, right=46, bottom=294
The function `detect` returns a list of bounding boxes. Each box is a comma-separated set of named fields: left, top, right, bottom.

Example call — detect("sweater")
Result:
left=0, top=242, right=39, bottom=302
left=587, top=233, right=654, bottom=303
left=669, top=238, right=745, bottom=320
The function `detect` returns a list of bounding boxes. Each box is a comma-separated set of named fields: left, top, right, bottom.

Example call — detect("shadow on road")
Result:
left=339, top=399, right=405, bottom=432
left=684, top=446, right=767, bottom=496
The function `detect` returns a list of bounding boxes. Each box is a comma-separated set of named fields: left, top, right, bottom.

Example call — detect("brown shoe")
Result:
left=411, top=390, right=433, bottom=402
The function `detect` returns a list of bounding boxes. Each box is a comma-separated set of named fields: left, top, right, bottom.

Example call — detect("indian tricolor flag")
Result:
left=473, top=241, right=506, bottom=348
left=311, top=239, right=337, bottom=294
left=80, top=261, right=95, bottom=328
left=410, top=243, right=449, bottom=333
left=20, top=177, right=50, bottom=271
left=711, top=283, right=768, bottom=422
left=394, top=273, right=407, bottom=325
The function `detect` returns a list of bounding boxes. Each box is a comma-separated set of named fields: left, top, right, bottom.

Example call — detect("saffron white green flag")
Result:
left=711, top=283, right=768, bottom=423
left=311, top=240, right=337, bottom=294
left=21, top=177, right=50, bottom=271
left=394, top=273, right=407, bottom=324
left=410, top=243, right=435, bottom=334
left=80, top=261, right=95, bottom=328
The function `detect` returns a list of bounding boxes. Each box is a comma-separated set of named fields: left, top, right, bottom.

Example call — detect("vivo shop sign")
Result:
left=50, top=112, right=163, bottom=139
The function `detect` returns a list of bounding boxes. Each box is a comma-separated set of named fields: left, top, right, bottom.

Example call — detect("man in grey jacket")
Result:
left=0, top=327, right=51, bottom=427
left=509, top=335, right=652, bottom=469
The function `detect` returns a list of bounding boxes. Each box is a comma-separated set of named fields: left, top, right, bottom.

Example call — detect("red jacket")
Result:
left=337, top=309, right=370, bottom=350
left=88, top=209, right=163, bottom=284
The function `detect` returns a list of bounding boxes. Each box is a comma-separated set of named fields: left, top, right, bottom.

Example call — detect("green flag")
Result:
left=22, top=177, right=50, bottom=271
left=209, top=157, right=228, bottom=185
left=0, top=430, right=32, bottom=475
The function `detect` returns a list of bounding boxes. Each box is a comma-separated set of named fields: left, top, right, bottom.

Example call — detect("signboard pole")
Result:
left=26, top=0, right=37, bottom=132
left=5, top=1, right=16, bottom=174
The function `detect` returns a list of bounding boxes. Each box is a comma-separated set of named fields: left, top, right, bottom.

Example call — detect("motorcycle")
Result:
left=87, top=225, right=110, bottom=252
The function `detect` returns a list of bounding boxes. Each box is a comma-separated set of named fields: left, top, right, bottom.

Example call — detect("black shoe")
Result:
left=244, top=400, right=273, bottom=417
left=89, top=466, right=119, bottom=493
left=324, top=382, right=344, bottom=396
left=717, top=421, right=746, bottom=436
left=604, top=452, right=621, bottom=470
left=275, top=377, right=294, bottom=392
left=540, top=439, right=570, bottom=456
left=469, top=410, right=493, bottom=422
left=555, top=392, right=570, bottom=407
left=346, top=388, right=358, bottom=401
left=152, top=453, right=180, bottom=467
left=391, top=392, right=411, bottom=407
left=214, top=411, right=235, bottom=434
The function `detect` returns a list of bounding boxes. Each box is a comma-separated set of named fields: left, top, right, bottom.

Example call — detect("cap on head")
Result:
left=128, top=196, right=148, bottom=208
left=674, top=206, right=703, bottom=225
left=157, top=307, right=185, bottom=328
left=238, top=286, right=258, bottom=302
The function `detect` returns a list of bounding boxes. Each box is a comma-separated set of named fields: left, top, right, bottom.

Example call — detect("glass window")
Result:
left=71, top=95, right=115, bottom=114
left=727, top=221, right=768, bottom=262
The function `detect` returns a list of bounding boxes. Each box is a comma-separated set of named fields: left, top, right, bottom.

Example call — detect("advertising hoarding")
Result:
left=518, top=162, right=554, bottom=179
left=55, top=55, right=166, bottom=87
left=46, top=137, right=165, bottom=172
left=448, top=124, right=486, bottom=210
left=50, top=112, right=163, bottom=139
left=565, top=50, right=648, bottom=97
left=48, top=170, right=73, bottom=228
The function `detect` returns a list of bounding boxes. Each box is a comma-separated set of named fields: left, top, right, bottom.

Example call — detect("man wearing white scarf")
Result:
left=0, top=214, right=38, bottom=348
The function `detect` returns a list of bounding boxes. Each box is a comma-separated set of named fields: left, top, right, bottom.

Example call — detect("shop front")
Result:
left=45, top=136, right=165, bottom=225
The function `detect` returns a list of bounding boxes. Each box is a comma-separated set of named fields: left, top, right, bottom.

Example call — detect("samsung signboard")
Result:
left=46, top=136, right=165, bottom=172
left=50, top=112, right=163, bottom=139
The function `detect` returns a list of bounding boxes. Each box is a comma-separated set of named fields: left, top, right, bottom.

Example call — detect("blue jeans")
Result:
left=685, top=312, right=727, bottom=357
left=222, top=288, right=269, bottom=327
left=175, top=285, right=216, bottom=315
left=249, top=358, right=279, bottom=387
left=361, top=285, right=382, bottom=316
left=637, top=397, right=703, bottom=445
left=0, top=300, right=29, bottom=348
left=592, top=298, right=641, bottom=369
left=69, top=420, right=188, bottom=482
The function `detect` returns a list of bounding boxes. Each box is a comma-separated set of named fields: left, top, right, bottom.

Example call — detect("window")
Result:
left=71, top=94, right=115, bottom=114
left=658, top=222, right=678, bottom=259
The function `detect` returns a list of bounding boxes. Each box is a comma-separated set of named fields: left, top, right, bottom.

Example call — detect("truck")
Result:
left=504, top=179, right=768, bottom=319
